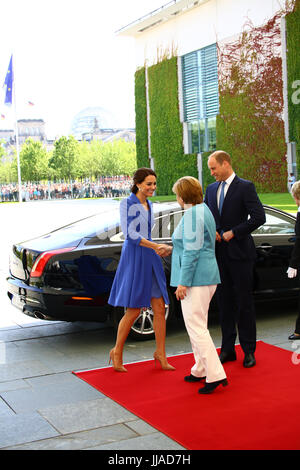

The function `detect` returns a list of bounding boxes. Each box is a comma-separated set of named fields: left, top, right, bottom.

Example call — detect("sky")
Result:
left=0, top=0, right=166, bottom=138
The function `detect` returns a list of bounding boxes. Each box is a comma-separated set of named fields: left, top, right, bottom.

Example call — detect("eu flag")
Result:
left=3, top=55, right=13, bottom=106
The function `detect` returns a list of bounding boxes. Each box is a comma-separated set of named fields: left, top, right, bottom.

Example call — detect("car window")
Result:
left=109, top=229, right=125, bottom=242
left=85, top=223, right=123, bottom=245
left=253, top=211, right=295, bottom=235
left=109, top=210, right=184, bottom=242
left=103, top=208, right=295, bottom=241
left=152, top=210, right=184, bottom=240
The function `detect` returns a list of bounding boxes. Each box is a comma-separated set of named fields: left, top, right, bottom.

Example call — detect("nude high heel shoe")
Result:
left=109, top=348, right=127, bottom=372
left=153, top=352, right=175, bottom=371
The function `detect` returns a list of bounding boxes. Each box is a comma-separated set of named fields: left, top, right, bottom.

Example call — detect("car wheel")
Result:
left=112, top=288, right=175, bottom=341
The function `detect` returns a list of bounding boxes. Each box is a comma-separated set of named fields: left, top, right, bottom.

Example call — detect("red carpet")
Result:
left=73, top=341, right=300, bottom=450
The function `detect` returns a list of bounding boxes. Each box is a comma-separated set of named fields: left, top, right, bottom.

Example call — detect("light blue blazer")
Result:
left=170, top=203, right=220, bottom=287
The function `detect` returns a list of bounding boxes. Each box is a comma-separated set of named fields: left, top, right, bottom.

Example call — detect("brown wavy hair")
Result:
left=131, top=167, right=157, bottom=194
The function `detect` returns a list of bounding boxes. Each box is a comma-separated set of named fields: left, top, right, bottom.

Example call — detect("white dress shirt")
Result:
left=217, top=172, right=236, bottom=209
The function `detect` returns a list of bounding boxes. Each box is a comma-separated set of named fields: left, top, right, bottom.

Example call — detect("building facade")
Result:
left=17, top=119, right=46, bottom=145
left=0, top=112, right=135, bottom=157
left=0, top=119, right=54, bottom=154
left=71, top=107, right=136, bottom=143
left=118, top=0, right=298, bottom=193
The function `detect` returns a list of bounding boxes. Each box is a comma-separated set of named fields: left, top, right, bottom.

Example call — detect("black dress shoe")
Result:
left=184, top=374, right=205, bottom=382
left=288, top=333, right=300, bottom=340
left=198, top=378, right=228, bottom=394
left=243, top=353, right=256, bottom=368
left=219, top=350, right=236, bottom=364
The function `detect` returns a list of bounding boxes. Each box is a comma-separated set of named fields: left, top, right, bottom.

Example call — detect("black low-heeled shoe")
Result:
left=289, top=333, right=300, bottom=340
left=184, top=374, right=206, bottom=382
left=219, top=351, right=236, bottom=364
left=243, top=353, right=256, bottom=368
left=198, top=378, right=228, bottom=394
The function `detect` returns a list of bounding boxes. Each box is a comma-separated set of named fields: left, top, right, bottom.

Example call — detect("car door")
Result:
left=253, top=207, right=299, bottom=297
left=151, top=209, right=185, bottom=281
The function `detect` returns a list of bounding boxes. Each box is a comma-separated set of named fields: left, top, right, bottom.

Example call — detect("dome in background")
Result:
left=70, top=106, right=117, bottom=139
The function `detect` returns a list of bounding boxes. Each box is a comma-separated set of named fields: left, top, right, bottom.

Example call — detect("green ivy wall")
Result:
left=135, top=57, right=198, bottom=195
left=134, top=67, right=149, bottom=168
left=286, top=0, right=300, bottom=168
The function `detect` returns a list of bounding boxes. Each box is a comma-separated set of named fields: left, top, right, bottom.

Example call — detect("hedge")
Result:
left=286, top=0, right=300, bottom=168
left=134, top=67, right=149, bottom=168
left=147, top=56, right=197, bottom=195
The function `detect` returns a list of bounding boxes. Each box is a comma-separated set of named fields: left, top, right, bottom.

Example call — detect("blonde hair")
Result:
left=291, top=181, right=300, bottom=200
left=172, top=176, right=203, bottom=205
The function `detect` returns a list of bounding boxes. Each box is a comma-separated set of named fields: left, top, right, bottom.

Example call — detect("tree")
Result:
left=78, top=140, right=104, bottom=179
left=114, top=140, right=137, bottom=175
left=19, top=138, right=49, bottom=181
left=0, top=136, right=137, bottom=183
left=0, top=154, right=18, bottom=183
left=49, top=136, right=79, bottom=180
left=100, top=140, right=137, bottom=176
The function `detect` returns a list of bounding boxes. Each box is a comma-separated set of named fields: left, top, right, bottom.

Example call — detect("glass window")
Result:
left=151, top=211, right=184, bottom=240
left=108, top=210, right=185, bottom=243
left=187, top=117, right=216, bottom=154
left=207, top=117, right=216, bottom=151
left=253, top=211, right=295, bottom=235
left=182, top=44, right=218, bottom=153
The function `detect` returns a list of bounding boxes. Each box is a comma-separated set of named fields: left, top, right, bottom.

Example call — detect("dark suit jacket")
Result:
left=204, top=175, right=266, bottom=261
left=290, top=211, right=300, bottom=268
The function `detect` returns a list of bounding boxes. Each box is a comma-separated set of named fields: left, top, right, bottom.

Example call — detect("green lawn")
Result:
left=150, top=192, right=298, bottom=213
left=2, top=191, right=298, bottom=213
left=258, top=193, right=297, bottom=212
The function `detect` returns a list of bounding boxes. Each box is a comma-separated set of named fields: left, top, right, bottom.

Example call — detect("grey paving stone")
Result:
left=0, top=379, right=30, bottom=393
left=0, top=397, right=14, bottom=417
left=33, top=354, right=106, bottom=374
left=126, top=419, right=158, bottom=436
left=0, top=322, right=90, bottom=342
left=4, top=423, right=138, bottom=450
left=0, top=412, right=59, bottom=449
left=1, top=379, right=103, bottom=413
left=86, top=431, right=185, bottom=450
left=0, top=360, right=54, bottom=382
left=25, top=371, right=78, bottom=387
left=39, top=398, right=137, bottom=434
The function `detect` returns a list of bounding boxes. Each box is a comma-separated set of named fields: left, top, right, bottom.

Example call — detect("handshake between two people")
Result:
left=154, top=243, right=172, bottom=258
left=153, top=243, right=186, bottom=301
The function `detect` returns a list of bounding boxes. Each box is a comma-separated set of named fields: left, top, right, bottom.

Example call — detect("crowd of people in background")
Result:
left=0, top=176, right=132, bottom=202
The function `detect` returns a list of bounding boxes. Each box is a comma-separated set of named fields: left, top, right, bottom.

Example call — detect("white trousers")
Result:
left=181, top=285, right=226, bottom=383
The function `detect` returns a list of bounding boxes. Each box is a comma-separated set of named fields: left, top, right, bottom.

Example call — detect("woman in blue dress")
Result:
left=108, top=168, right=175, bottom=372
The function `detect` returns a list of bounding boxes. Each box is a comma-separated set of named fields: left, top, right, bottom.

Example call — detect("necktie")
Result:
left=219, top=181, right=226, bottom=213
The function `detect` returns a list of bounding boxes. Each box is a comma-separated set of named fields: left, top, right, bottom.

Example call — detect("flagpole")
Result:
left=12, top=55, right=22, bottom=203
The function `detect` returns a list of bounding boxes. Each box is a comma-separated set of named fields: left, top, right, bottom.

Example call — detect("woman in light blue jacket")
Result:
left=159, top=176, right=227, bottom=394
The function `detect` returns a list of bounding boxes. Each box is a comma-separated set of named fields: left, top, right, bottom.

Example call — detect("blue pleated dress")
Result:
left=108, top=193, right=169, bottom=308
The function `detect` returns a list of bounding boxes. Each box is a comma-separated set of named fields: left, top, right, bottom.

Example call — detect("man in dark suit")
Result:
left=287, top=180, right=300, bottom=340
left=204, top=151, right=266, bottom=367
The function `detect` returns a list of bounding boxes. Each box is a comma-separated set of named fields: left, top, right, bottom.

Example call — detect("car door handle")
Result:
left=257, top=244, right=272, bottom=249
left=288, top=237, right=296, bottom=243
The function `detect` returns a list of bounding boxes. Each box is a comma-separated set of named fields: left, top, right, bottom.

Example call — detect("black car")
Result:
left=6, top=203, right=299, bottom=339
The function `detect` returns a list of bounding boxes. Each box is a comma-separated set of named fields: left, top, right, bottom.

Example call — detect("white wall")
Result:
left=133, top=0, right=285, bottom=66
